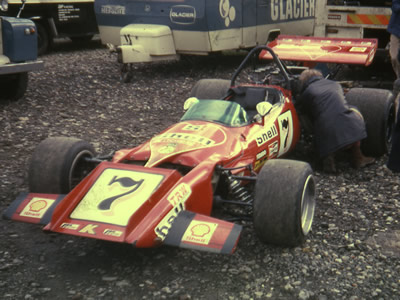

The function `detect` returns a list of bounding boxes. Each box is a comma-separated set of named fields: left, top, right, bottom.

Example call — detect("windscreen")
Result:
left=181, top=99, right=248, bottom=127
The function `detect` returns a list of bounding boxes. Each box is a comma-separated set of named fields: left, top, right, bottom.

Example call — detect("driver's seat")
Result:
left=228, top=86, right=280, bottom=119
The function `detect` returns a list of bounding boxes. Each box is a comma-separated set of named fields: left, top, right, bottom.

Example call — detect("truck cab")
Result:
left=1, top=0, right=99, bottom=55
left=0, top=2, right=43, bottom=100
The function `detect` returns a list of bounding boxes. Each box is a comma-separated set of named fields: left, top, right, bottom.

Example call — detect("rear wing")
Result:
left=260, top=35, right=378, bottom=66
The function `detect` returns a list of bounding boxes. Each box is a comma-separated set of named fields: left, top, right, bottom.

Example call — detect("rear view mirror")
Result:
left=184, top=97, right=199, bottom=110
left=256, top=102, right=273, bottom=116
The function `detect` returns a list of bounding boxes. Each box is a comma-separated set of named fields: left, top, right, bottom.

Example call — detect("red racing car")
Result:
left=4, top=36, right=394, bottom=254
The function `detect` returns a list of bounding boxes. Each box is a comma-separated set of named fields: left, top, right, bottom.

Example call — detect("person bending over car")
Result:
left=295, top=69, right=375, bottom=173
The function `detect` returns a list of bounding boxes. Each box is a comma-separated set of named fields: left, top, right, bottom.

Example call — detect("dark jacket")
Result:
left=388, top=0, right=400, bottom=38
left=298, top=76, right=367, bottom=158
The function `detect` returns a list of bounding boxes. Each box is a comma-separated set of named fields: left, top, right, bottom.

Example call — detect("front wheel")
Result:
left=29, top=137, right=96, bottom=194
left=253, top=159, right=316, bottom=247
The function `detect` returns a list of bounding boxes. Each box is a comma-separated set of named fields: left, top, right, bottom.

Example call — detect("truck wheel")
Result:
left=29, top=137, right=96, bottom=194
left=190, top=79, right=231, bottom=99
left=253, top=159, right=316, bottom=247
left=70, top=35, right=94, bottom=43
left=36, top=22, right=49, bottom=56
left=0, top=72, right=28, bottom=100
left=345, top=88, right=395, bottom=157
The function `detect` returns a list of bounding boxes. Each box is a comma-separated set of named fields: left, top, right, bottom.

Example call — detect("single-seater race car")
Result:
left=4, top=36, right=394, bottom=254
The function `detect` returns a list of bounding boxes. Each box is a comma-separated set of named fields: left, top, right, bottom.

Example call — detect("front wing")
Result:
left=3, top=192, right=241, bottom=254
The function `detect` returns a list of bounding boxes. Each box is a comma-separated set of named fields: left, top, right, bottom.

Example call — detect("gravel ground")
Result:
left=0, top=40, right=399, bottom=300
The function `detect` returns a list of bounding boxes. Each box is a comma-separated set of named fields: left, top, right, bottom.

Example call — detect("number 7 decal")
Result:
left=98, top=176, right=144, bottom=210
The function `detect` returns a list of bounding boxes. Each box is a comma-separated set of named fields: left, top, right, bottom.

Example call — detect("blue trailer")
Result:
left=94, top=0, right=316, bottom=81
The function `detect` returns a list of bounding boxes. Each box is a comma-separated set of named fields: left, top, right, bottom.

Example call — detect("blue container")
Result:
left=2, top=16, right=38, bottom=62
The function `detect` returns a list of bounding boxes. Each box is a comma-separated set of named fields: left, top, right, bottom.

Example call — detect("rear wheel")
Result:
left=345, top=88, right=395, bottom=157
left=190, top=79, right=231, bottom=99
left=29, top=137, right=96, bottom=194
left=253, top=159, right=316, bottom=247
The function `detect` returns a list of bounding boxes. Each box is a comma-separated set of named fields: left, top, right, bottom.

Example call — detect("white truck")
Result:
left=314, top=1, right=391, bottom=52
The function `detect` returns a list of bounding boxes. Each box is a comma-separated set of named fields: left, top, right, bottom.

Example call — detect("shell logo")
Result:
left=20, top=197, right=55, bottom=219
left=29, top=199, right=48, bottom=212
left=182, top=220, right=218, bottom=245
left=191, top=223, right=211, bottom=237
left=219, top=0, right=236, bottom=27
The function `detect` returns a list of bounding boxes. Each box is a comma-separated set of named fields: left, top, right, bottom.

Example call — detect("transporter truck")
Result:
left=94, top=0, right=317, bottom=82
left=0, top=1, right=43, bottom=100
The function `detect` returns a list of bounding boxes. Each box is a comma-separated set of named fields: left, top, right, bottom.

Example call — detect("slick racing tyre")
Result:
left=253, top=159, right=316, bottom=247
left=345, top=88, right=395, bottom=157
left=190, top=79, right=231, bottom=99
left=29, top=137, right=96, bottom=194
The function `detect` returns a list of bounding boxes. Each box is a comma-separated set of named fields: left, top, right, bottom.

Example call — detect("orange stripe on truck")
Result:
left=347, top=14, right=390, bottom=25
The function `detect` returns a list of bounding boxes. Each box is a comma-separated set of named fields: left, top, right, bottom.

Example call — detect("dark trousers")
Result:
left=387, top=107, right=400, bottom=172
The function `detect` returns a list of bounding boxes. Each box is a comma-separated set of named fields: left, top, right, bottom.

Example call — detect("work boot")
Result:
left=353, top=156, right=375, bottom=169
left=351, top=142, right=375, bottom=169
left=322, top=155, right=337, bottom=173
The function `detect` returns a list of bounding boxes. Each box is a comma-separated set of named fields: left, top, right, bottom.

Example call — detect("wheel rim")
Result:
left=68, top=150, right=94, bottom=191
left=300, top=175, right=316, bottom=236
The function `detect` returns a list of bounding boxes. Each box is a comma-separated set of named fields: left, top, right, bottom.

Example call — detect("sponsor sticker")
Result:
left=103, top=229, right=123, bottom=237
left=154, top=132, right=214, bottom=147
left=182, top=124, right=204, bottom=131
left=328, top=14, right=341, bottom=21
left=219, top=0, right=236, bottom=27
left=268, top=141, right=279, bottom=158
left=79, top=224, right=98, bottom=235
left=60, top=223, right=79, bottom=230
left=256, top=150, right=267, bottom=160
left=278, top=111, right=293, bottom=156
left=167, top=183, right=192, bottom=207
left=170, top=5, right=196, bottom=25
left=158, top=143, right=177, bottom=154
left=256, top=125, right=278, bottom=146
left=349, top=47, right=367, bottom=53
left=101, top=5, right=126, bottom=15
left=19, top=197, right=55, bottom=219
left=155, top=202, right=185, bottom=240
left=182, top=220, right=218, bottom=245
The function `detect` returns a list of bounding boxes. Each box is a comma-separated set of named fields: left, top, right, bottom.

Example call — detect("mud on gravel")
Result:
left=0, top=40, right=399, bottom=300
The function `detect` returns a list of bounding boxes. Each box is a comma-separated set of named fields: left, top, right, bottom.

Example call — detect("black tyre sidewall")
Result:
left=29, top=137, right=95, bottom=194
left=190, top=79, right=231, bottom=99
left=35, top=22, right=50, bottom=56
left=253, top=159, right=315, bottom=247
left=345, top=88, right=395, bottom=156
left=0, top=72, right=28, bottom=101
